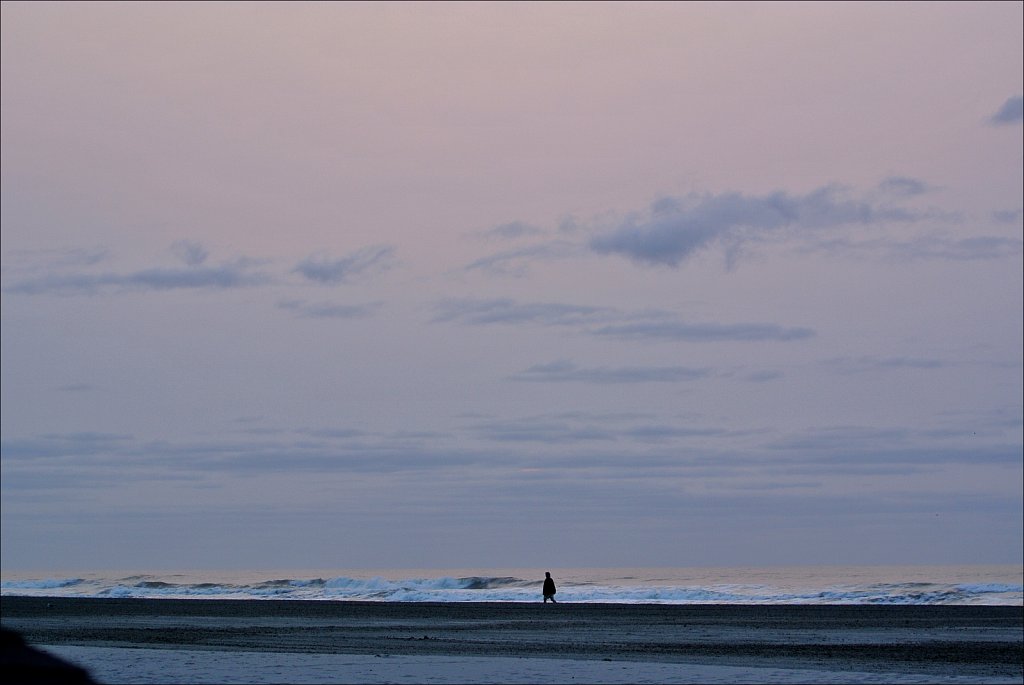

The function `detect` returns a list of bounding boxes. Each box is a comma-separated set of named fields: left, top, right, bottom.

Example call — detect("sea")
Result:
left=2, top=565, right=1021, bottom=604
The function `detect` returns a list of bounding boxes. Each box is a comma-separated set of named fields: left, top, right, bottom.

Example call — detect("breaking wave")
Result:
left=2, top=573, right=1020, bottom=604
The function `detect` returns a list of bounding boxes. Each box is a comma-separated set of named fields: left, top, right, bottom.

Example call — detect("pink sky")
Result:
left=2, top=1, right=1021, bottom=570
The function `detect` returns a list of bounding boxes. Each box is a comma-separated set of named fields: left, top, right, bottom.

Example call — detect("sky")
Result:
left=1, top=1, right=1022, bottom=572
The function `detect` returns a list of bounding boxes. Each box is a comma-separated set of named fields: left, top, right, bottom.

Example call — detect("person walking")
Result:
left=542, top=571, right=557, bottom=603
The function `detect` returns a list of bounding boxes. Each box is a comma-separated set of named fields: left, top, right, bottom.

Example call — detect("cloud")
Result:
left=878, top=176, right=930, bottom=197
left=509, top=360, right=711, bottom=384
left=992, top=209, right=1022, bottom=224
left=463, top=240, right=581, bottom=276
left=741, top=370, right=784, bottom=383
left=432, top=298, right=615, bottom=327
left=277, top=299, right=382, bottom=319
left=299, top=428, right=368, bottom=440
left=464, top=411, right=720, bottom=444
left=463, top=178, right=979, bottom=276
left=55, top=383, right=95, bottom=392
left=989, top=95, right=1023, bottom=125
left=589, top=185, right=922, bottom=267
left=463, top=412, right=737, bottom=449
left=434, top=297, right=815, bottom=344
left=1, top=432, right=133, bottom=460
left=172, top=240, right=209, bottom=266
left=4, top=243, right=403, bottom=296
left=767, top=425, right=912, bottom=452
left=622, top=425, right=728, bottom=441
left=467, top=416, right=618, bottom=444
left=4, top=247, right=111, bottom=269
left=767, top=431, right=1022, bottom=468
left=3, top=420, right=1019, bottom=505
left=812, top=234, right=1023, bottom=261
left=293, top=245, right=395, bottom=284
left=5, top=260, right=272, bottom=295
left=482, top=221, right=545, bottom=240
left=592, top=320, right=815, bottom=343
left=0, top=431, right=488, bottom=479
left=1, top=243, right=277, bottom=295
left=891, top=235, right=1022, bottom=260
left=824, top=356, right=948, bottom=374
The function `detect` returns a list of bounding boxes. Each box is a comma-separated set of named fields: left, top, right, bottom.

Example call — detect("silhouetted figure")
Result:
left=542, top=571, right=557, bottom=603
left=0, top=628, right=96, bottom=684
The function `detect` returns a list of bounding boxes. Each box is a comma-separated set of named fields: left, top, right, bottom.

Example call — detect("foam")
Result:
left=3, top=573, right=1020, bottom=604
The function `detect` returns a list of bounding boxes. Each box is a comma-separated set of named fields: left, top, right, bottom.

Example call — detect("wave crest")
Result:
left=2, top=573, right=1020, bottom=604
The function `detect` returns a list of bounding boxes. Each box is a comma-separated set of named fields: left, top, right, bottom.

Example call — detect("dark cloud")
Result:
left=589, top=185, right=922, bottom=267
left=5, top=260, right=271, bottom=295
left=989, top=95, right=1023, bottom=125
left=593, top=320, right=815, bottom=343
left=293, top=245, right=395, bottom=284
left=510, top=360, right=711, bottom=384
left=277, top=299, right=382, bottom=319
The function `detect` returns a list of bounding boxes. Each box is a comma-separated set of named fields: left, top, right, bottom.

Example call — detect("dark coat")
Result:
left=542, top=577, right=556, bottom=596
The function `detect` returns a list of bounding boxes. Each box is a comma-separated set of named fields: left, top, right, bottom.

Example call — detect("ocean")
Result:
left=2, top=565, right=1021, bottom=604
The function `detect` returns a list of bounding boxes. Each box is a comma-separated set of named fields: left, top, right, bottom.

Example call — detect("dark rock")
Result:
left=1, top=627, right=96, bottom=684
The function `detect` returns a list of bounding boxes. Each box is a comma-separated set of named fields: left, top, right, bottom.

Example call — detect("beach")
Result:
left=2, top=597, right=1021, bottom=683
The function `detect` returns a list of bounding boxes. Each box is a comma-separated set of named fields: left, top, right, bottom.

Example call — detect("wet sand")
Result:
left=2, top=597, right=1021, bottom=682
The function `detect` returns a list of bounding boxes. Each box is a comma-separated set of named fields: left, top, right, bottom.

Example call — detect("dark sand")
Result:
left=2, top=598, right=1021, bottom=681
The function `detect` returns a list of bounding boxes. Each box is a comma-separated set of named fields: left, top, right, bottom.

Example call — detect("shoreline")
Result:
left=2, top=597, right=1022, bottom=681
left=33, top=645, right=1023, bottom=685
